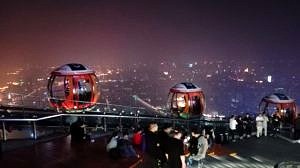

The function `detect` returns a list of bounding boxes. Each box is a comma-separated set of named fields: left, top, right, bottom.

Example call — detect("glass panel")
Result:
left=77, top=76, right=92, bottom=104
left=282, top=107, right=294, bottom=127
left=171, top=93, right=177, bottom=108
left=167, top=93, right=172, bottom=109
left=190, top=94, right=201, bottom=115
left=51, top=76, right=66, bottom=100
left=259, top=101, right=268, bottom=113
left=263, top=103, right=277, bottom=114
left=176, top=93, right=186, bottom=112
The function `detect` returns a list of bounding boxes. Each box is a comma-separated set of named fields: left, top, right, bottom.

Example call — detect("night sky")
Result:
left=1, top=0, right=300, bottom=71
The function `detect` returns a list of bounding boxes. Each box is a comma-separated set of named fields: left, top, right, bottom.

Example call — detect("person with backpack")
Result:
left=188, top=128, right=208, bottom=168
left=188, top=128, right=201, bottom=157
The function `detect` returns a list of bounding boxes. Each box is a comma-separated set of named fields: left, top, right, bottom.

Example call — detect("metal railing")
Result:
left=0, top=110, right=228, bottom=141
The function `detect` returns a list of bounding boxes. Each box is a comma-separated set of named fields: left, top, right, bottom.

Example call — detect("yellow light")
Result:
left=177, top=96, right=186, bottom=107
left=208, top=152, right=215, bottom=156
left=229, top=152, right=237, bottom=157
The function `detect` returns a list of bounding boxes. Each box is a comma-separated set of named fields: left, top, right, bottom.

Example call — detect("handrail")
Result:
left=47, top=97, right=146, bottom=109
left=0, top=110, right=228, bottom=141
left=0, top=112, right=229, bottom=123
left=0, top=114, right=64, bottom=122
left=0, top=113, right=190, bottom=122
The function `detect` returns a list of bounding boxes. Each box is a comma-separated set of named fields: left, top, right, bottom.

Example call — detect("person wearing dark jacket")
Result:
left=243, top=113, right=253, bottom=138
left=70, top=118, right=85, bottom=142
left=142, top=122, right=165, bottom=168
left=166, top=130, right=186, bottom=168
left=237, top=116, right=245, bottom=139
left=158, top=124, right=173, bottom=164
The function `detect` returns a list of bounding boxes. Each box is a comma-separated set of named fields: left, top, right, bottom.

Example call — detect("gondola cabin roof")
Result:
left=262, top=93, right=295, bottom=104
left=170, top=82, right=202, bottom=93
left=51, top=63, right=95, bottom=76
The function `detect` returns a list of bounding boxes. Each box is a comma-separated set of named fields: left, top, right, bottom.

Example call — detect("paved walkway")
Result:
left=0, top=135, right=141, bottom=168
left=192, top=136, right=300, bottom=168
left=1, top=135, right=299, bottom=168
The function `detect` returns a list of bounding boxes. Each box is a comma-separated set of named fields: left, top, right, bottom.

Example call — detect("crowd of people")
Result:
left=103, top=111, right=294, bottom=168
left=105, top=122, right=213, bottom=168
left=70, top=112, right=298, bottom=168
left=229, top=112, right=282, bottom=142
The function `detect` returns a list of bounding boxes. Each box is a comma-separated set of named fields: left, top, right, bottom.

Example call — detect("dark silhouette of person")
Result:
left=166, top=130, right=186, bottom=168
left=158, top=124, right=173, bottom=165
left=271, top=112, right=281, bottom=136
left=236, top=116, right=245, bottom=139
left=243, top=113, right=253, bottom=138
left=70, top=118, right=85, bottom=142
left=142, top=122, right=165, bottom=168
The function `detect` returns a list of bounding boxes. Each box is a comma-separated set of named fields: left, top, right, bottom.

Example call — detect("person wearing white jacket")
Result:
left=256, top=113, right=264, bottom=138
left=229, top=115, right=238, bottom=142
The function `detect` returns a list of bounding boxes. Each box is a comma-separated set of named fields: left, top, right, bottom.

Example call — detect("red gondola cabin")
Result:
left=167, top=82, right=205, bottom=119
left=47, top=63, right=100, bottom=112
left=259, top=93, right=297, bottom=126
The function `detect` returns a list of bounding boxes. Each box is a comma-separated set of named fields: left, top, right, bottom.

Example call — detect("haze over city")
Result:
left=0, top=0, right=300, bottom=116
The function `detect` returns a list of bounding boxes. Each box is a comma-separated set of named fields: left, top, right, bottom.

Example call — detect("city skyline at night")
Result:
left=0, top=59, right=299, bottom=117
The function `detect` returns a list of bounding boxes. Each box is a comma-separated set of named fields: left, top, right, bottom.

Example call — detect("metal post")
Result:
left=135, top=110, right=139, bottom=126
left=21, top=95, right=24, bottom=115
left=119, top=117, right=123, bottom=132
left=2, top=122, right=6, bottom=141
left=104, top=117, right=107, bottom=132
left=32, top=121, right=37, bottom=140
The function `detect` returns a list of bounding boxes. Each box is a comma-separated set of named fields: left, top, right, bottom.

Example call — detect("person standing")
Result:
left=189, top=128, right=208, bottom=168
left=229, top=115, right=238, bottom=142
left=256, top=113, right=264, bottom=138
left=166, top=130, right=186, bottom=168
left=70, top=118, right=85, bottom=142
left=243, top=113, right=253, bottom=138
left=236, top=116, right=245, bottom=140
left=271, top=112, right=281, bottom=136
left=158, top=124, right=172, bottom=165
left=143, top=122, right=165, bottom=168
left=132, top=128, right=143, bottom=148
left=187, top=128, right=201, bottom=166
left=263, top=112, right=269, bottom=136
left=206, top=127, right=215, bottom=149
